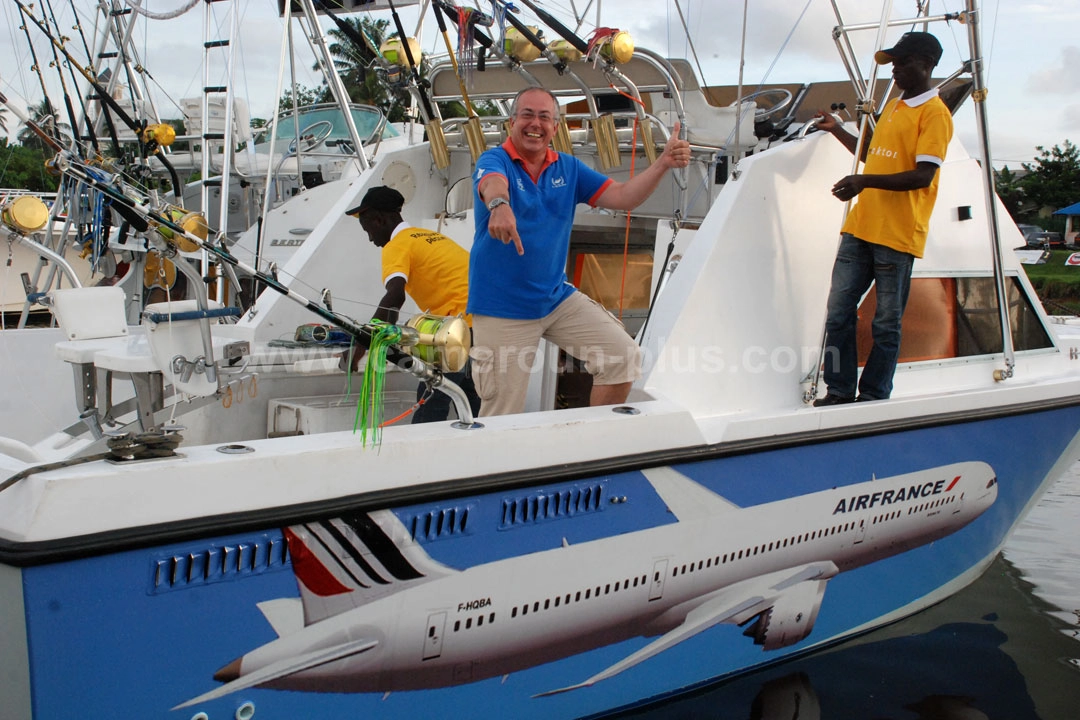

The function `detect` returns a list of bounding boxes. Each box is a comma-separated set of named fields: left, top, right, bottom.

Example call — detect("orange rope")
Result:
left=379, top=396, right=426, bottom=427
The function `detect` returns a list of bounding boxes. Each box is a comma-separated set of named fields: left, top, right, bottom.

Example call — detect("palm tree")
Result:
left=321, top=16, right=413, bottom=123
left=0, top=105, right=8, bottom=135
left=17, top=98, right=71, bottom=152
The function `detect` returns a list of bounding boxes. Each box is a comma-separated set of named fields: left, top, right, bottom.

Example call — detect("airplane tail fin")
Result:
left=285, top=509, right=454, bottom=625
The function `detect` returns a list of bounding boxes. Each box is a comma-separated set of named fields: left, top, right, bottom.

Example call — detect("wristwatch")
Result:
left=486, top=197, right=510, bottom=212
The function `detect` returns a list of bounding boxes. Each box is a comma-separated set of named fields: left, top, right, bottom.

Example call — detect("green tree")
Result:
left=321, top=16, right=413, bottom=123
left=0, top=105, right=8, bottom=134
left=278, top=85, right=329, bottom=113
left=16, top=99, right=71, bottom=152
left=995, top=165, right=1030, bottom=222
left=1022, top=140, right=1080, bottom=231
left=0, top=138, right=59, bottom=192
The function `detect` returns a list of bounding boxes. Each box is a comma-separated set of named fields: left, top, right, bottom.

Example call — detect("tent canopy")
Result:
left=1053, top=200, right=1080, bottom=216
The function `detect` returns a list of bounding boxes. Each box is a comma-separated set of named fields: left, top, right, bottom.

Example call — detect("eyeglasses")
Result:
left=515, top=109, right=556, bottom=123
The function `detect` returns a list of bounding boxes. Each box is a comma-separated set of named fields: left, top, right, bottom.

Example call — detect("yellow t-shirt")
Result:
left=841, top=91, right=953, bottom=258
left=382, top=225, right=471, bottom=322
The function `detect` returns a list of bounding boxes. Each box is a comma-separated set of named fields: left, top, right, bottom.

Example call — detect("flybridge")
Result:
left=832, top=475, right=965, bottom=515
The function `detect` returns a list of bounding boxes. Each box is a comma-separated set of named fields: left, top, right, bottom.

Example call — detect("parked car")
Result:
left=1017, top=224, right=1042, bottom=243
left=1026, top=231, right=1065, bottom=249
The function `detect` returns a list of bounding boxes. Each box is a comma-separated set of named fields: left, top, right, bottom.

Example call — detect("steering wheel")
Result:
left=288, top=120, right=334, bottom=154
left=729, top=88, right=794, bottom=120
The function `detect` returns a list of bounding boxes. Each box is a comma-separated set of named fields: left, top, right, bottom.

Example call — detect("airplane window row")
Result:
left=453, top=612, right=495, bottom=633
left=908, top=495, right=956, bottom=514
left=508, top=574, right=651, bottom=620
left=872, top=510, right=902, bottom=524
left=671, top=521, right=861, bottom=578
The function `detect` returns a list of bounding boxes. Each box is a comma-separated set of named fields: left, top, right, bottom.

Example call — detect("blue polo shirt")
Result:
left=468, top=141, right=612, bottom=319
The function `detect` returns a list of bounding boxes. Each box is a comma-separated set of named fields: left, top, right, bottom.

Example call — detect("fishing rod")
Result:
left=50, top=152, right=456, bottom=374
left=14, top=0, right=180, bottom=180
left=384, top=0, right=451, bottom=169
left=38, top=0, right=105, bottom=154
left=16, top=11, right=59, bottom=143
left=432, top=0, right=485, bottom=161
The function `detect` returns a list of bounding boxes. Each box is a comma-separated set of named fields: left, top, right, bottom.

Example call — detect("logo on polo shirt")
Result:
left=551, top=176, right=566, bottom=188
left=516, top=178, right=526, bottom=192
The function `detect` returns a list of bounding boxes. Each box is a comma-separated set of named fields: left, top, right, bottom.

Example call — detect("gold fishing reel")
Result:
left=549, top=39, right=583, bottom=63
left=505, top=27, right=543, bottom=62
left=1, top=195, right=50, bottom=234
left=380, top=36, right=421, bottom=69
left=153, top=205, right=208, bottom=253
left=399, top=313, right=471, bottom=373
left=589, top=29, right=635, bottom=64
left=141, top=123, right=177, bottom=149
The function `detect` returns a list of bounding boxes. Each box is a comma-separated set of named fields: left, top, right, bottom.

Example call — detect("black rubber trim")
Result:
left=2, top=394, right=1078, bottom=567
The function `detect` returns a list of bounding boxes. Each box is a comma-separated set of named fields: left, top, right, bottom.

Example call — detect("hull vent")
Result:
left=406, top=505, right=474, bottom=543
left=151, top=532, right=290, bottom=593
left=500, top=482, right=606, bottom=529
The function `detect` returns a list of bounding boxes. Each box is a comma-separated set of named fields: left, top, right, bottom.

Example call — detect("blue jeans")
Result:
left=822, top=234, right=914, bottom=400
left=412, top=363, right=482, bottom=423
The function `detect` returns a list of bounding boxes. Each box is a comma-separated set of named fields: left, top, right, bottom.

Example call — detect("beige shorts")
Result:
left=470, top=291, right=642, bottom=417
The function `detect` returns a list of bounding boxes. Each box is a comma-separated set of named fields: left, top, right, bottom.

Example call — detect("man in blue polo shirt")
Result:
left=470, top=87, right=691, bottom=416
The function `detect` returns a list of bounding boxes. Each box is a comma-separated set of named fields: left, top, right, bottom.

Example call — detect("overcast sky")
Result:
left=0, top=0, right=1077, bottom=169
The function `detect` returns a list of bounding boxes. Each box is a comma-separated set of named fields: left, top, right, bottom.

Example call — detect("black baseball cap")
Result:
left=345, top=186, right=404, bottom=216
left=875, top=32, right=943, bottom=66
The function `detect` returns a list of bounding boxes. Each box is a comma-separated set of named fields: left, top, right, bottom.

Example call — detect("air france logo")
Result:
left=516, top=178, right=526, bottom=192
left=551, top=176, right=566, bottom=188
left=832, top=475, right=960, bottom=514
left=475, top=167, right=486, bottom=181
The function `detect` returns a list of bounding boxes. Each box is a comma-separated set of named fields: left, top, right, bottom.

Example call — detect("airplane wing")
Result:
left=173, top=637, right=379, bottom=709
left=536, top=561, right=838, bottom=697
left=641, top=466, right=741, bottom=522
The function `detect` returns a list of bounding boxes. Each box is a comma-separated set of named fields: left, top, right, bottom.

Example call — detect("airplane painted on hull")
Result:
left=178, top=460, right=997, bottom=707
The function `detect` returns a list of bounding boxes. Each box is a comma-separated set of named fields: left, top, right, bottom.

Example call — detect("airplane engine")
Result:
left=742, top=579, right=828, bottom=651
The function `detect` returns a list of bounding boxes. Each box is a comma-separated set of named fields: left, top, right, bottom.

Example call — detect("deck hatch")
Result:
left=150, top=532, right=290, bottom=593
left=499, top=481, right=607, bottom=529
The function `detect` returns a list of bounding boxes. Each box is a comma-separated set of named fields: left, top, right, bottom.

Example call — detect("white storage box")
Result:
left=268, top=392, right=417, bottom=436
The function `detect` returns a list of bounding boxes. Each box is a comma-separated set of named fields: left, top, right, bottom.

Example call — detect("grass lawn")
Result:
left=1020, top=249, right=1080, bottom=315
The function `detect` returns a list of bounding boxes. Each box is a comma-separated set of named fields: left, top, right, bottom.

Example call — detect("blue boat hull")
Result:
left=12, top=404, right=1080, bottom=719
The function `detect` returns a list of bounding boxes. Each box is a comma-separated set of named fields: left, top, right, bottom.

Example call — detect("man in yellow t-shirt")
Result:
left=813, top=31, right=954, bottom=406
left=344, top=186, right=481, bottom=423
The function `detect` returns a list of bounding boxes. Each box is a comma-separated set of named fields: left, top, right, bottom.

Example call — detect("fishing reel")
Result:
left=1, top=195, right=50, bottom=235
left=397, top=313, right=471, bottom=373
left=505, top=26, right=544, bottom=62
left=151, top=205, right=209, bottom=254
left=586, top=28, right=634, bottom=64
left=380, top=35, right=421, bottom=86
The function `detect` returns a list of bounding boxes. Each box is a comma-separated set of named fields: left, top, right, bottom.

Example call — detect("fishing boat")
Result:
left=2, top=1, right=1078, bottom=719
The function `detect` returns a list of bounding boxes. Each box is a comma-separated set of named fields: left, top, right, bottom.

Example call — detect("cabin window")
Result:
left=576, top=591, right=582, bottom=601
left=511, top=607, right=518, bottom=618
left=454, top=620, right=461, bottom=631
left=522, top=605, right=528, bottom=616
left=586, top=589, right=592, bottom=599
left=477, top=615, right=484, bottom=626
left=544, top=599, right=550, bottom=610
left=555, top=596, right=561, bottom=607
left=534, top=602, right=540, bottom=613
left=605, top=583, right=611, bottom=594
left=466, top=618, right=472, bottom=629
left=489, top=613, right=495, bottom=624
left=856, top=276, right=1053, bottom=365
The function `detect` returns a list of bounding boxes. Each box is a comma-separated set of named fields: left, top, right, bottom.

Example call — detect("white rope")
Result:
left=121, top=0, right=201, bottom=21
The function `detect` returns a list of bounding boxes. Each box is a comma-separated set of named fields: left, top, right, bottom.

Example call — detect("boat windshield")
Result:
left=271, top=104, right=399, bottom=144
